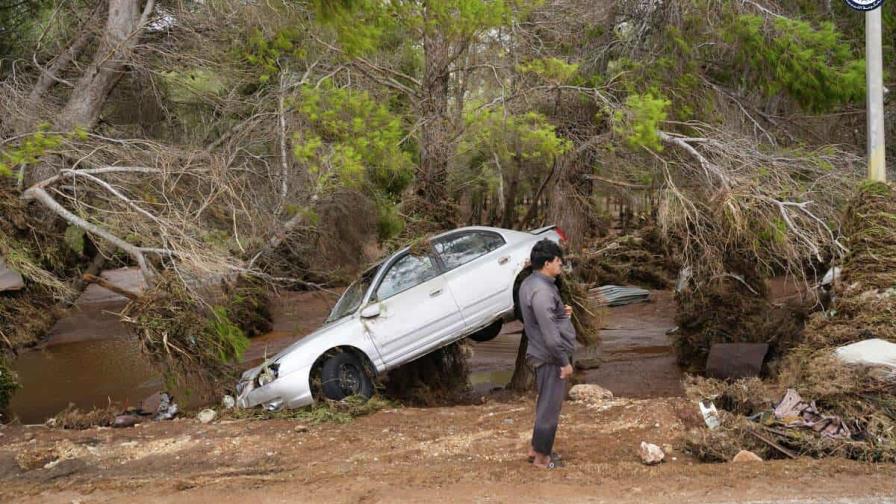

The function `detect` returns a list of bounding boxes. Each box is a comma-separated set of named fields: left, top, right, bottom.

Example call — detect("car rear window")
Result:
left=434, top=231, right=505, bottom=271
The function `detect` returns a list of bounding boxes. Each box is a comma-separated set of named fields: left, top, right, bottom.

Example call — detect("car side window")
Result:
left=434, top=231, right=506, bottom=271
left=375, top=254, right=438, bottom=300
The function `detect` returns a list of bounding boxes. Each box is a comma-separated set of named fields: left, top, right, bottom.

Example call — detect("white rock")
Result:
left=732, top=450, right=763, bottom=463
left=197, top=409, right=217, bottom=424
left=568, top=384, right=614, bottom=403
left=639, top=441, right=665, bottom=465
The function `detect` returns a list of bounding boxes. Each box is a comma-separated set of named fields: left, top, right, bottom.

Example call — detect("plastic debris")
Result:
left=834, top=338, right=896, bottom=369
left=699, top=400, right=720, bottom=430
left=153, top=392, right=179, bottom=421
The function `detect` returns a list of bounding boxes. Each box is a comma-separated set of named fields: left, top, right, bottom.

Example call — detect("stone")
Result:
left=574, top=357, right=602, bottom=370
left=197, top=409, right=217, bottom=424
left=0, top=258, right=24, bottom=292
left=639, top=442, right=664, bottom=465
left=732, top=450, right=763, bottom=463
left=294, top=424, right=309, bottom=433
left=568, top=384, right=614, bottom=403
left=112, top=415, right=140, bottom=428
left=140, top=392, right=163, bottom=414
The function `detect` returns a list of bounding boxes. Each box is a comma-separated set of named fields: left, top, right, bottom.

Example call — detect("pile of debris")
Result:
left=122, top=273, right=251, bottom=398
left=683, top=183, right=896, bottom=462
left=576, top=226, right=678, bottom=289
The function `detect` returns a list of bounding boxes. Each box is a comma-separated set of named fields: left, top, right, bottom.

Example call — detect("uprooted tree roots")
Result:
left=683, top=182, right=896, bottom=463
left=577, top=226, right=679, bottom=289
left=384, top=341, right=472, bottom=406
left=122, top=274, right=251, bottom=399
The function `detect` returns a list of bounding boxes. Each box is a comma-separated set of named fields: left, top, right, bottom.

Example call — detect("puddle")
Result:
left=470, top=368, right=513, bottom=393
left=9, top=338, right=161, bottom=424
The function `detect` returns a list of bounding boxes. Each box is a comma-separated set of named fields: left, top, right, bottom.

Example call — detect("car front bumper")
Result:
left=236, top=364, right=314, bottom=410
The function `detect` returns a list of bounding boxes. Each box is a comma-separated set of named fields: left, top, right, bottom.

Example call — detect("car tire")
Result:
left=320, top=352, right=374, bottom=401
left=468, top=320, right=502, bottom=342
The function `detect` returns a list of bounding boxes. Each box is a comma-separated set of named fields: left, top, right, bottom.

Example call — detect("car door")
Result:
left=361, top=251, right=464, bottom=368
left=433, top=230, right=511, bottom=328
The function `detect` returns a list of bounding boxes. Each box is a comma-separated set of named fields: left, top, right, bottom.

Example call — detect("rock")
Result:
left=574, top=357, right=602, bottom=370
left=0, top=258, right=24, bottom=292
left=732, top=450, right=763, bottom=463
left=639, top=442, right=665, bottom=465
left=568, top=384, right=614, bottom=402
left=140, top=392, right=163, bottom=414
left=221, top=395, right=236, bottom=409
left=294, top=424, right=308, bottom=433
left=112, top=415, right=140, bottom=428
left=197, top=409, right=217, bottom=424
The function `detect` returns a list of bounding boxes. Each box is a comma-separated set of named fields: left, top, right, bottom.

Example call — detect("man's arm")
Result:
left=531, top=288, right=572, bottom=367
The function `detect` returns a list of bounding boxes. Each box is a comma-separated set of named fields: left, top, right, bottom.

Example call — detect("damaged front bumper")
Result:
left=235, top=363, right=314, bottom=411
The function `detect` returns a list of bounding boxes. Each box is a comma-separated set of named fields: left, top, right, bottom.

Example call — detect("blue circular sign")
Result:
left=844, top=0, right=884, bottom=10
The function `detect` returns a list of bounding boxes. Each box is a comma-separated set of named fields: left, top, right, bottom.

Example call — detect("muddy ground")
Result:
left=2, top=283, right=895, bottom=502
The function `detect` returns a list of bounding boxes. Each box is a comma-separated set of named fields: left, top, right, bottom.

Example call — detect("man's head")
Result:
left=530, top=239, right=564, bottom=277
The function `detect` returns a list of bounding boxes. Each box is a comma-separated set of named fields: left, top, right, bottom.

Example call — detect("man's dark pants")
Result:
left=531, top=362, right=566, bottom=456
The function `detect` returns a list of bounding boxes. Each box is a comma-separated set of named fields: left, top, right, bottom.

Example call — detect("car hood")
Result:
left=241, top=316, right=357, bottom=379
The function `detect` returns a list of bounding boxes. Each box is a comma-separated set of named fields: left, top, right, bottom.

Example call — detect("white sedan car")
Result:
left=236, top=225, right=565, bottom=410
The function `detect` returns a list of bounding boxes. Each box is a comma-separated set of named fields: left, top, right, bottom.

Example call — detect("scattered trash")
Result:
left=639, top=442, right=664, bottom=465
left=699, top=400, right=720, bottom=430
left=590, top=285, right=650, bottom=307
left=153, top=393, right=178, bottom=421
left=732, top=450, right=763, bottom=463
left=112, top=414, right=140, bottom=428
left=675, top=266, right=691, bottom=293
left=197, top=409, right=217, bottom=424
left=0, top=257, right=24, bottom=292
left=221, top=395, right=236, bottom=409
left=705, top=343, right=769, bottom=380
left=568, top=384, right=613, bottom=403
left=773, top=389, right=850, bottom=439
left=820, top=266, right=841, bottom=287
left=834, top=339, right=896, bottom=369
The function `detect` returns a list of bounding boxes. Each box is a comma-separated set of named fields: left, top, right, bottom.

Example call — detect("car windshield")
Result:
left=326, top=265, right=378, bottom=322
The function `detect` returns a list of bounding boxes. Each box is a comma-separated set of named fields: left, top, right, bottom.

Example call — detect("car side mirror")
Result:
left=360, top=304, right=381, bottom=319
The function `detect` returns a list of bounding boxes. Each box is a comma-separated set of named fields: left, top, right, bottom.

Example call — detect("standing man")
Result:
left=518, top=239, right=575, bottom=469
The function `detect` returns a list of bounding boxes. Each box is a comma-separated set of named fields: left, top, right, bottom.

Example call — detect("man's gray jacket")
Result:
left=518, top=271, right=576, bottom=367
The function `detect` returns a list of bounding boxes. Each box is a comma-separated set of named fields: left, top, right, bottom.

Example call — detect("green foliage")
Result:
left=291, top=80, right=414, bottom=197
left=726, top=14, right=865, bottom=112
left=612, top=93, right=670, bottom=151
left=0, top=124, right=67, bottom=180
left=207, top=306, right=250, bottom=363
left=517, top=57, right=579, bottom=85
left=0, top=356, right=19, bottom=413
left=461, top=109, right=571, bottom=165
left=376, top=200, right=405, bottom=240
left=242, top=27, right=306, bottom=83
left=63, top=225, right=85, bottom=255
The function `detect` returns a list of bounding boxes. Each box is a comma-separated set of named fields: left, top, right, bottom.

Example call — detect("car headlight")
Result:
left=256, top=364, right=279, bottom=387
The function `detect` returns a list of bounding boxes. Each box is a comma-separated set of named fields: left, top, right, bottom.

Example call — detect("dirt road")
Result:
left=3, top=287, right=895, bottom=502
left=2, top=396, right=895, bottom=503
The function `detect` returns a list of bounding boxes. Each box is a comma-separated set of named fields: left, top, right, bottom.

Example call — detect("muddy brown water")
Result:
left=8, top=268, right=686, bottom=423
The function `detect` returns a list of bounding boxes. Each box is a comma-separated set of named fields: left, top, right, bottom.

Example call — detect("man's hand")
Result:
left=559, top=364, right=573, bottom=380
left=564, top=304, right=572, bottom=317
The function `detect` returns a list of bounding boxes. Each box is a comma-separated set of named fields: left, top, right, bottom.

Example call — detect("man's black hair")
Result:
left=530, top=239, right=564, bottom=270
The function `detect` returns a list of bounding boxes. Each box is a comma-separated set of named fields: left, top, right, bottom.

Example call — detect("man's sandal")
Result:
left=528, top=452, right=562, bottom=464
left=534, top=458, right=564, bottom=469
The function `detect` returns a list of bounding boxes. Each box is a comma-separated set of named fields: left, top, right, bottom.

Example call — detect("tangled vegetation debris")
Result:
left=577, top=227, right=678, bottom=289
left=122, top=274, right=250, bottom=399
left=0, top=356, right=18, bottom=416
left=384, top=341, right=471, bottom=406
left=683, top=183, right=896, bottom=463
left=225, top=395, right=393, bottom=424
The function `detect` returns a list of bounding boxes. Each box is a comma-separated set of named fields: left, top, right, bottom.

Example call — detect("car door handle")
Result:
left=429, top=288, right=443, bottom=297
left=498, top=256, right=510, bottom=265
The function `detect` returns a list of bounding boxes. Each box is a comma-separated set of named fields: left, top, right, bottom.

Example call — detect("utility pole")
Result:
left=866, top=6, right=887, bottom=181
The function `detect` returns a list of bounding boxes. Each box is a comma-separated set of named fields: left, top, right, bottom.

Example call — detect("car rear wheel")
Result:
left=468, top=320, right=502, bottom=342
left=320, top=352, right=374, bottom=401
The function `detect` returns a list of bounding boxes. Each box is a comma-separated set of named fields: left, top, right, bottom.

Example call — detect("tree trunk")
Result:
left=57, top=0, right=151, bottom=131
left=508, top=331, right=533, bottom=391
left=415, top=27, right=452, bottom=210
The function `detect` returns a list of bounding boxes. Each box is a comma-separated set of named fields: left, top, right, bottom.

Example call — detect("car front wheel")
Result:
left=320, top=352, right=374, bottom=401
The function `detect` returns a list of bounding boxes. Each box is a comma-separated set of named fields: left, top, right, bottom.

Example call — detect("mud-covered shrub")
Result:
left=123, top=274, right=250, bottom=397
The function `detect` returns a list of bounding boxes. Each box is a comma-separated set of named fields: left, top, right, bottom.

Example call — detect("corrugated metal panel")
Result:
left=589, top=285, right=650, bottom=307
